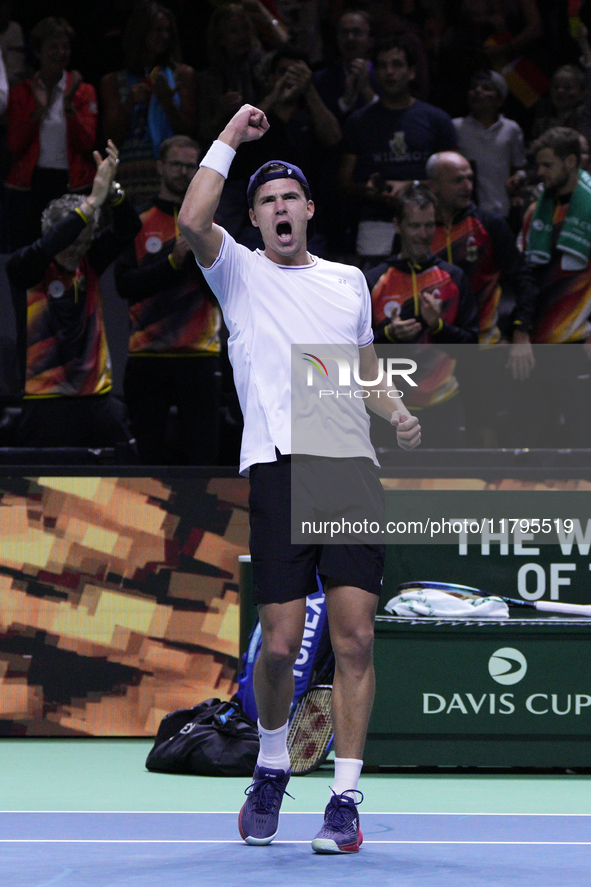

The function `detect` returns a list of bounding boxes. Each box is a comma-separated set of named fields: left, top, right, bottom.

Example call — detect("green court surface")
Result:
left=2, top=739, right=591, bottom=815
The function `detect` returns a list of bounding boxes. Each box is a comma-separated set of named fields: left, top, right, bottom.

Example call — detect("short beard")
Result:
left=544, top=170, right=570, bottom=195
left=165, top=179, right=189, bottom=199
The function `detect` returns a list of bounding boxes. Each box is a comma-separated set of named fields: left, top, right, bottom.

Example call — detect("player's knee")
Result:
left=332, top=625, right=374, bottom=669
left=261, top=631, right=301, bottom=668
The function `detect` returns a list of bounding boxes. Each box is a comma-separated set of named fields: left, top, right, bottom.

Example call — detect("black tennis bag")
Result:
left=145, top=698, right=259, bottom=777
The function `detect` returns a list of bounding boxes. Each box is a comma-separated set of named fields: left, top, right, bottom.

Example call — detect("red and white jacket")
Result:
left=6, top=71, right=97, bottom=191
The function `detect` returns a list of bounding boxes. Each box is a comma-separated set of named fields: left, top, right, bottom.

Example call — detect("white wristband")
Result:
left=199, top=139, right=236, bottom=179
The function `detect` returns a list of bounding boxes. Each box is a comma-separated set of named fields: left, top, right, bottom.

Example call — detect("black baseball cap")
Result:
left=247, top=161, right=311, bottom=207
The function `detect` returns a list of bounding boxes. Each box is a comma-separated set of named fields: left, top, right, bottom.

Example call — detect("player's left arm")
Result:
left=358, top=343, right=421, bottom=450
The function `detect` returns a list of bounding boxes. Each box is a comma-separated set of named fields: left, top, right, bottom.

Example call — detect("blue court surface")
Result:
left=2, top=811, right=591, bottom=887
left=2, top=741, right=591, bottom=887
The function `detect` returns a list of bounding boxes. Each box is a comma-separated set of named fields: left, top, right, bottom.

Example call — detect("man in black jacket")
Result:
left=6, top=140, right=141, bottom=452
left=366, top=182, right=477, bottom=448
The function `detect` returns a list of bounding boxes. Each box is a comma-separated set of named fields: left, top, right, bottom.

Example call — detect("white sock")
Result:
left=331, top=757, right=363, bottom=797
left=257, top=720, right=291, bottom=772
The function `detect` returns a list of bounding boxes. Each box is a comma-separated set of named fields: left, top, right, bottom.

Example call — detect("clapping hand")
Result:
left=419, top=291, right=442, bottom=331
left=388, top=316, right=423, bottom=341
left=86, top=140, right=120, bottom=210
left=277, top=61, right=312, bottom=102
left=343, top=58, right=371, bottom=105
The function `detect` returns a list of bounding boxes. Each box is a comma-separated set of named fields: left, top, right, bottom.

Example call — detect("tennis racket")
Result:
left=287, top=650, right=335, bottom=775
left=397, top=581, right=591, bottom=617
left=287, top=683, right=333, bottom=775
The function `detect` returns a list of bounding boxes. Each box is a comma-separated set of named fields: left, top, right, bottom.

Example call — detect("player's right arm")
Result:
left=177, top=104, right=269, bottom=269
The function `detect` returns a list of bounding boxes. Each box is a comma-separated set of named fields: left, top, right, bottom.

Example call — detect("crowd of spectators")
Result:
left=0, top=0, right=590, bottom=462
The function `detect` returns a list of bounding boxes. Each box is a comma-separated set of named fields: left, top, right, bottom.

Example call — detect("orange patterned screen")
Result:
left=0, top=476, right=250, bottom=736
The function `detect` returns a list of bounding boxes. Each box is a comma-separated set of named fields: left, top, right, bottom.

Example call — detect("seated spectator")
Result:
left=339, top=36, right=457, bottom=265
left=115, top=135, right=222, bottom=466
left=5, top=142, right=141, bottom=452
left=5, top=17, right=97, bottom=249
left=365, top=183, right=477, bottom=448
left=101, top=1, right=197, bottom=210
left=313, top=9, right=378, bottom=123
left=453, top=69, right=527, bottom=220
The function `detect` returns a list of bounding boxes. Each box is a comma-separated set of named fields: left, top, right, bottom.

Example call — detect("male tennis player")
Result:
left=178, top=104, right=421, bottom=854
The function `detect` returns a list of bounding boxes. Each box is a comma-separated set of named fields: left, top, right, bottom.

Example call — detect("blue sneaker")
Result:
left=238, top=765, right=292, bottom=845
left=311, top=790, right=364, bottom=854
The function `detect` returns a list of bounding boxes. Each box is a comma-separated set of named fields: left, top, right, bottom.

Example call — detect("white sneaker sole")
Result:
left=243, top=831, right=278, bottom=846
left=311, top=837, right=359, bottom=854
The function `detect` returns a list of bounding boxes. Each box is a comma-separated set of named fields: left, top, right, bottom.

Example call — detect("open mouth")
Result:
left=276, top=221, right=292, bottom=243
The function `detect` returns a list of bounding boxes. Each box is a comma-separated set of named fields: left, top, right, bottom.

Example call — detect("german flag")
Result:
left=485, top=31, right=550, bottom=108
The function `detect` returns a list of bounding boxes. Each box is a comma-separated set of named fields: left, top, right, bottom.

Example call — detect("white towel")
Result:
left=385, top=588, right=509, bottom=618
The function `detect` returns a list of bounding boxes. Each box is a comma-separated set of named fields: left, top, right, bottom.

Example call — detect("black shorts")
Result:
left=248, top=452, right=385, bottom=606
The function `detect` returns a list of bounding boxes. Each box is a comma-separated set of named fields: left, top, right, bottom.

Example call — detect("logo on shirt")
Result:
left=388, top=131, right=409, bottom=160
left=383, top=301, right=401, bottom=319
left=466, top=236, right=479, bottom=263
left=48, top=280, right=65, bottom=299
left=145, top=235, right=163, bottom=253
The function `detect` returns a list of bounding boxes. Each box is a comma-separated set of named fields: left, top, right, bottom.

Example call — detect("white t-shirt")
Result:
left=200, top=229, right=377, bottom=474
left=38, top=72, right=68, bottom=170
left=453, top=114, right=526, bottom=218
